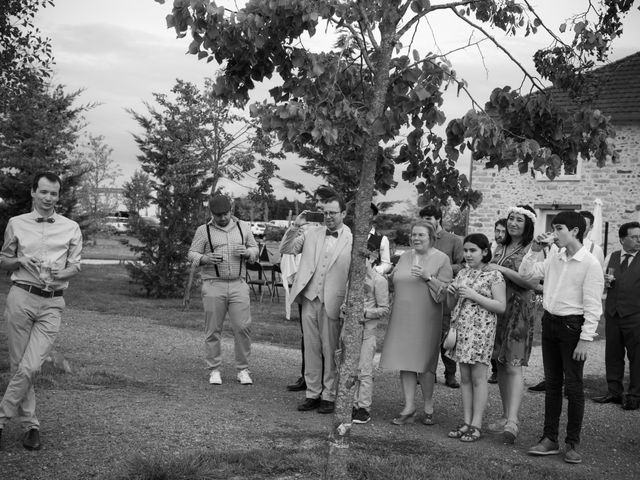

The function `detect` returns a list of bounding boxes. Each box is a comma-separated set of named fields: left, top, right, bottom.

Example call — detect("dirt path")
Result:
left=0, top=309, right=638, bottom=480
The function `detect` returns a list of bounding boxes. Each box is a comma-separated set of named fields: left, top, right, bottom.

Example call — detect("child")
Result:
left=352, top=249, right=390, bottom=424
left=519, top=211, right=604, bottom=464
left=445, top=234, right=506, bottom=442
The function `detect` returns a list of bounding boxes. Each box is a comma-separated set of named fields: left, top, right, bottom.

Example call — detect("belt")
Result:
left=13, top=282, right=64, bottom=298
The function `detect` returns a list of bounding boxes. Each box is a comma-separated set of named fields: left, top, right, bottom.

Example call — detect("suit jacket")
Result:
left=279, top=224, right=353, bottom=319
left=605, top=250, right=640, bottom=318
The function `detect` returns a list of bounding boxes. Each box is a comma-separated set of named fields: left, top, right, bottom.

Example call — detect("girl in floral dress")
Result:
left=446, top=234, right=506, bottom=442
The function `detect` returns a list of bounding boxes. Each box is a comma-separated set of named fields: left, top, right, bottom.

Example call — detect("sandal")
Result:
left=421, top=412, right=434, bottom=426
left=447, top=423, right=470, bottom=439
left=460, top=425, right=482, bottom=443
left=502, top=420, right=519, bottom=444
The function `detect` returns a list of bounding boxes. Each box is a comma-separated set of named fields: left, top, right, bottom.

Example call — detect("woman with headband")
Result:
left=485, top=205, right=539, bottom=444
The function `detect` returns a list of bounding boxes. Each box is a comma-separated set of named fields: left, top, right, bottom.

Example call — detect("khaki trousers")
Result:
left=202, top=278, right=251, bottom=371
left=301, top=298, right=341, bottom=401
left=0, top=286, right=64, bottom=430
left=354, top=319, right=379, bottom=410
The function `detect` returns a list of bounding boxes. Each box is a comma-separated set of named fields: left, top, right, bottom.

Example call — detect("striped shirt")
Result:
left=1, top=210, right=82, bottom=290
left=188, top=217, right=258, bottom=280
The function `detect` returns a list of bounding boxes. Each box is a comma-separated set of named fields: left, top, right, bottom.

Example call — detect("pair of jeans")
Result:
left=541, top=311, right=585, bottom=446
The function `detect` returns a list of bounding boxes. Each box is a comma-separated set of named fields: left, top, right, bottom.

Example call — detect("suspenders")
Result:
left=206, top=221, right=245, bottom=278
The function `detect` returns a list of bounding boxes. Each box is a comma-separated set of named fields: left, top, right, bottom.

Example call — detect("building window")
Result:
left=535, top=157, right=583, bottom=182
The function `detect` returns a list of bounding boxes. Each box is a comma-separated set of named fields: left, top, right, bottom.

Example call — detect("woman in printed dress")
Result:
left=446, top=234, right=506, bottom=442
left=486, top=205, right=539, bottom=444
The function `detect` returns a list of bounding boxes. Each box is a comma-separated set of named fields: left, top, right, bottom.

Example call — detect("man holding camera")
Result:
left=280, top=193, right=352, bottom=414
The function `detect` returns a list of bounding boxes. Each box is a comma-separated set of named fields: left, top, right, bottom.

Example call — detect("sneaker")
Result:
left=209, top=370, right=222, bottom=385
left=528, top=437, right=561, bottom=456
left=237, top=369, right=253, bottom=385
left=352, top=408, right=371, bottom=424
left=564, top=445, right=582, bottom=464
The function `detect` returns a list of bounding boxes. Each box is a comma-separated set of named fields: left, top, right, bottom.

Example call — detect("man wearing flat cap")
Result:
left=188, top=194, right=259, bottom=385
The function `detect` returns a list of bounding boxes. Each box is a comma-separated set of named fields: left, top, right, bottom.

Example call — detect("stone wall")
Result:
left=468, top=124, right=640, bottom=256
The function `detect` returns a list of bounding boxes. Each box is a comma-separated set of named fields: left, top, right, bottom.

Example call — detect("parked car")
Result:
left=251, top=222, right=267, bottom=238
left=105, top=216, right=130, bottom=234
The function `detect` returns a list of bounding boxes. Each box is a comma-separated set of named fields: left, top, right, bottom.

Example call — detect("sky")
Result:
left=34, top=1, right=640, bottom=211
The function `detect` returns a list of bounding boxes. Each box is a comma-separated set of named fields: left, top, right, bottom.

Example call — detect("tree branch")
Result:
left=450, top=7, right=546, bottom=92
left=356, top=0, right=380, bottom=50
left=522, top=0, right=571, bottom=49
left=397, top=0, right=477, bottom=38
left=334, top=18, right=375, bottom=71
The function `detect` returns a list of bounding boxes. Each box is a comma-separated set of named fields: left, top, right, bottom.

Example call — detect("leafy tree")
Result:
left=161, top=0, right=636, bottom=476
left=123, top=169, right=153, bottom=220
left=0, top=77, right=88, bottom=232
left=73, top=134, right=123, bottom=239
left=0, top=0, right=54, bottom=100
left=127, top=79, right=279, bottom=297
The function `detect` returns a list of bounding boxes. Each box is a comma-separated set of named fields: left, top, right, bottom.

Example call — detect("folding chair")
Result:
left=270, top=263, right=291, bottom=302
left=245, top=262, right=271, bottom=302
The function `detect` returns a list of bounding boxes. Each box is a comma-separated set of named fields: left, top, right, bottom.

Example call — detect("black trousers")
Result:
left=541, top=312, right=585, bottom=446
left=605, top=311, right=640, bottom=400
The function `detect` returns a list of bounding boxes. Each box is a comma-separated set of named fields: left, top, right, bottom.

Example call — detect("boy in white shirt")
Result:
left=518, top=211, right=604, bottom=465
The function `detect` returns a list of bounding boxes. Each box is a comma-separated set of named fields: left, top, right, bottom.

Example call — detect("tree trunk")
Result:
left=323, top=10, right=397, bottom=479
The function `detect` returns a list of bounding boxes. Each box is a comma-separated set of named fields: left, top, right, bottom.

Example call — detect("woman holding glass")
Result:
left=380, top=221, right=453, bottom=425
left=485, top=205, right=538, bottom=444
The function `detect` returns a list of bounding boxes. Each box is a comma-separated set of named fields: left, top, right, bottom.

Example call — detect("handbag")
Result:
left=442, top=327, right=457, bottom=350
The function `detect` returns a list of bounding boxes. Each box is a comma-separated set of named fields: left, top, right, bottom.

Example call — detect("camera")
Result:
left=305, top=211, right=325, bottom=223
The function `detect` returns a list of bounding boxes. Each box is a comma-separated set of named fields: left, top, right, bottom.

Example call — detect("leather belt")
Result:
left=13, top=282, right=64, bottom=298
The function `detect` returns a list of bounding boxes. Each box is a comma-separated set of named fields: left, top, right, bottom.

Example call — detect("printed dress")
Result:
left=491, top=243, right=535, bottom=367
left=446, top=267, right=504, bottom=365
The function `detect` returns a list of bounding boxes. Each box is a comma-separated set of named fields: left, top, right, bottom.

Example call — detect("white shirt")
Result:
left=583, top=238, right=605, bottom=267
left=603, top=249, right=638, bottom=272
left=519, top=245, right=604, bottom=341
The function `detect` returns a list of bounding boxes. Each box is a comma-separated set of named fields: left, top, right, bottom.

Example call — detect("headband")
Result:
left=507, top=206, right=536, bottom=222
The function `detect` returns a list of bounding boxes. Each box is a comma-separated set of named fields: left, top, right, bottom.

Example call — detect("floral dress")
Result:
left=491, top=243, right=535, bottom=367
left=446, top=267, right=504, bottom=365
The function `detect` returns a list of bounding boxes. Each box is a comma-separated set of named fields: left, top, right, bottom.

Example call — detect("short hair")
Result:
left=32, top=172, right=62, bottom=192
left=464, top=233, right=492, bottom=263
left=410, top=220, right=437, bottom=245
left=418, top=204, right=442, bottom=221
left=494, top=218, right=507, bottom=229
left=619, top=221, right=640, bottom=239
left=505, top=204, right=536, bottom=246
left=579, top=211, right=594, bottom=226
left=315, top=186, right=346, bottom=212
left=552, top=211, right=586, bottom=242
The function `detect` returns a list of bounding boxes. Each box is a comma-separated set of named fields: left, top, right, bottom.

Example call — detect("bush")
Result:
left=264, top=225, right=286, bottom=242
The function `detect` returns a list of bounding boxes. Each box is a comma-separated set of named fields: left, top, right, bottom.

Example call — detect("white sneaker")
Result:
left=209, top=370, right=222, bottom=385
left=237, top=369, right=253, bottom=385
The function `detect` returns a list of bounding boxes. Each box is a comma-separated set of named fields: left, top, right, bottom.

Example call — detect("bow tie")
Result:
left=325, top=230, right=338, bottom=238
left=36, top=217, right=55, bottom=224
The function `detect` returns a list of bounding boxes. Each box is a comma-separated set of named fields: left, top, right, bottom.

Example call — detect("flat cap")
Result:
left=209, top=195, right=232, bottom=214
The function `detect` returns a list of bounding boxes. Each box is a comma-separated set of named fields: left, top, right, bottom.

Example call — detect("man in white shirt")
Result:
left=519, top=211, right=604, bottom=465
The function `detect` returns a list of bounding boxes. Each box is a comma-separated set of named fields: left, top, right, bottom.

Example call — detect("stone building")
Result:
left=468, top=52, right=640, bottom=256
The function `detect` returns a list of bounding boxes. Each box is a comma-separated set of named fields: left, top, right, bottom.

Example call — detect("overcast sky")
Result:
left=35, top=1, right=640, bottom=209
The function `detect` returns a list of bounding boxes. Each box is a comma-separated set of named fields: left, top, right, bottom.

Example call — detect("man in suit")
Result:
left=280, top=193, right=352, bottom=414
left=419, top=204, right=464, bottom=388
left=594, top=221, right=640, bottom=410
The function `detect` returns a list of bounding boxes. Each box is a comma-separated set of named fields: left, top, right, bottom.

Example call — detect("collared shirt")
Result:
left=519, top=245, right=604, bottom=341
left=364, top=269, right=390, bottom=320
left=1, top=210, right=82, bottom=290
left=187, top=217, right=258, bottom=281
left=368, top=227, right=392, bottom=275
left=604, top=249, right=638, bottom=273
left=583, top=238, right=605, bottom=267
left=434, top=228, right=464, bottom=275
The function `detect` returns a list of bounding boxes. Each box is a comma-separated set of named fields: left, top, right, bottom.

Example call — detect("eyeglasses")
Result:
left=323, top=211, right=341, bottom=217
left=626, top=235, right=640, bottom=241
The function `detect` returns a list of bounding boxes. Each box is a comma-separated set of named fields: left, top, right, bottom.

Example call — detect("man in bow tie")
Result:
left=0, top=172, right=82, bottom=451
left=280, top=191, right=352, bottom=414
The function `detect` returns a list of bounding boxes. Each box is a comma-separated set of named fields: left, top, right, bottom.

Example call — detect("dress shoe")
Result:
left=528, top=380, right=546, bottom=392
left=286, top=377, right=307, bottom=392
left=23, top=428, right=41, bottom=451
left=297, top=397, right=321, bottom=411
left=622, top=398, right=640, bottom=410
left=445, top=377, right=460, bottom=389
left=592, top=393, right=623, bottom=404
left=318, top=400, right=335, bottom=414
